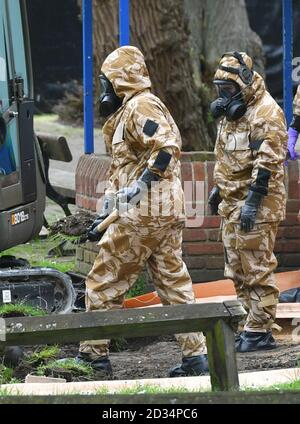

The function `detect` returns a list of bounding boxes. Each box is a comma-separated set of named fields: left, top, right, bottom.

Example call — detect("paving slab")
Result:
left=1, top=367, right=299, bottom=396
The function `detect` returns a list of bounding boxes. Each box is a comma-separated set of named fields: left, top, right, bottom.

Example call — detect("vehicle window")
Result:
left=6, top=0, right=29, bottom=98
left=0, top=0, right=19, bottom=181
left=0, top=1, right=9, bottom=112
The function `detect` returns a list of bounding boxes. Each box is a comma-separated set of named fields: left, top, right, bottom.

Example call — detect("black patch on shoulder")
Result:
left=249, top=139, right=264, bottom=151
left=143, top=119, right=159, bottom=137
left=153, top=150, right=172, bottom=173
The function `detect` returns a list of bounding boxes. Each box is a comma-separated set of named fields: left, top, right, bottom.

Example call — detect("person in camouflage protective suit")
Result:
left=76, top=46, right=207, bottom=377
left=286, top=86, right=300, bottom=222
left=287, top=85, right=300, bottom=214
left=286, top=85, right=300, bottom=161
left=208, top=51, right=287, bottom=352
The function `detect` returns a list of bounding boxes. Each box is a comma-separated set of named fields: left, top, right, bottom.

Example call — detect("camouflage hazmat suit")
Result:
left=79, top=46, right=206, bottom=359
left=213, top=52, right=287, bottom=333
left=294, top=85, right=300, bottom=221
left=294, top=85, right=300, bottom=116
left=290, top=85, right=300, bottom=215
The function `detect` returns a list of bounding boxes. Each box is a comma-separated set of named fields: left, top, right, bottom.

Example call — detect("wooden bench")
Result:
left=0, top=301, right=246, bottom=391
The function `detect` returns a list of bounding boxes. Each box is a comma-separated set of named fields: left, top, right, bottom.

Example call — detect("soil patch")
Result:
left=9, top=336, right=299, bottom=383
left=49, top=210, right=96, bottom=237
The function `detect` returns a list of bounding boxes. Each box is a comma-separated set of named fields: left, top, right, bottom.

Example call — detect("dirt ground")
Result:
left=108, top=338, right=300, bottom=380
left=49, top=209, right=96, bottom=237
left=11, top=334, right=299, bottom=383
left=4, top=199, right=300, bottom=383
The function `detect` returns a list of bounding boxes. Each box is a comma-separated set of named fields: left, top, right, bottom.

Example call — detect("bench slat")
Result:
left=0, top=303, right=242, bottom=346
left=0, top=302, right=246, bottom=392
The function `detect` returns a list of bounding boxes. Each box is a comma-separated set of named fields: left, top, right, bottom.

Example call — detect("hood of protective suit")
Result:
left=101, top=46, right=152, bottom=105
left=213, top=52, right=265, bottom=106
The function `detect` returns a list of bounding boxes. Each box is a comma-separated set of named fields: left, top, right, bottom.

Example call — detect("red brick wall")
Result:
left=76, top=153, right=300, bottom=282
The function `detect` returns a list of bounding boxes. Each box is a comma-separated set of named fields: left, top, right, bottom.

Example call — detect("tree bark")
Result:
left=91, top=0, right=264, bottom=151
left=204, top=0, right=265, bottom=74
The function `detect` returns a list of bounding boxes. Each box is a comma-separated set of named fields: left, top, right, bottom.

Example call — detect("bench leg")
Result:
left=205, top=320, right=239, bottom=391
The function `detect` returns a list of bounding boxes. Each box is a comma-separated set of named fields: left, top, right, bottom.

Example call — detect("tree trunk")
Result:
left=204, top=0, right=265, bottom=75
left=92, top=0, right=264, bottom=151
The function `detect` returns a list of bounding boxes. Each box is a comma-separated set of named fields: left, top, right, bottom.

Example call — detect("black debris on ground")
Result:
left=49, top=210, right=96, bottom=237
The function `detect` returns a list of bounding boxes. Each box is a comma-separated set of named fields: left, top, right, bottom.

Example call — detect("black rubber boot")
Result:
left=235, top=332, right=242, bottom=344
left=3, top=346, right=24, bottom=367
left=169, top=354, right=209, bottom=377
left=236, top=331, right=277, bottom=353
left=75, top=353, right=113, bottom=375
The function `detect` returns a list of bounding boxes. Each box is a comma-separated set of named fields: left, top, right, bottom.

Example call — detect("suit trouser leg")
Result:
left=79, top=220, right=157, bottom=358
left=147, top=223, right=206, bottom=357
left=223, top=220, right=279, bottom=332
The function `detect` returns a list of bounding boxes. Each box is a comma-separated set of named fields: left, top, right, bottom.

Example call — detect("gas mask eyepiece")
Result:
left=99, top=74, right=123, bottom=118
left=210, top=80, right=246, bottom=121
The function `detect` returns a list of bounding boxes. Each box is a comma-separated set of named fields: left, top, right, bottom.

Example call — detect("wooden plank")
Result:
left=1, top=367, right=299, bottom=396
left=0, top=303, right=242, bottom=347
left=198, top=297, right=300, bottom=319
left=206, top=320, right=239, bottom=391
left=223, top=300, right=247, bottom=331
left=277, top=303, right=300, bottom=318
left=1, top=391, right=300, bottom=404
left=192, top=271, right=300, bottom=298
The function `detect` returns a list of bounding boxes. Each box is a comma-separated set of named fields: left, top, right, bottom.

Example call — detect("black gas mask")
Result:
left=99, top=74, right=123, bottom=118
left=210, top=51, right=254, bottom=122
left=210, top=80, right=247, bottom=121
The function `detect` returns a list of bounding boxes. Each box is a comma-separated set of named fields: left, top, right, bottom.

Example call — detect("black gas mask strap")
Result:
left=219, top=51, right=253, bottom=86
left=222, top=51, right=247, bottom=67
left=232, top=51, right=247, bottom=66
left=219, top=65, right=240, bottom=75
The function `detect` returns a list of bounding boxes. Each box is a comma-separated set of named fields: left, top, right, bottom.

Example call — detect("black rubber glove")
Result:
left=116, top=168, right=160, bottom=208
left=87, top=226, right=106, bottom=242
left=87, top=196, right=115, bottom=242
left=240, top=190, right=264, bottom=232
left=208, top=186, right=222, bottom=215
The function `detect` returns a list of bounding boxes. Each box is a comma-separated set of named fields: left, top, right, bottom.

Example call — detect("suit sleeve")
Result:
left=126, top=100, right=181, bottom=178
left=294, top=85, right=300, bottom=117
left=291, top=86, right=300, bottom=131
left=250, top=114, right=287, bottom=195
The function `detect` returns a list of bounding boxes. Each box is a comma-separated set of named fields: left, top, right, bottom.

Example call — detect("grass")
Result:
left=94, top=384, right=194, bottom=396
left=246, top=380, right=300, bottom=392
left=34, top=114, right=83, bottom=138
left=34, top=114, right=103, bottom=142
left=24, top=346, right=60, bottom=365
left=0, top=197, right=78, bottom=274
left=0, top=379, right=300, bottom=397
left=95, top=384, right=191, bottom=395
left=1, top=236, right=78, bottom=274
left=125, top=275, right=147, bottom=299
left=111, top=337, right=128, bottom=352
left=0, top=365, right=20, bottom=385
left=0, top=303, right=47, bottom=317
left=0, top=388, right=15, bottom=396
left=114, top=384, right=191, bottom=395
left=38, top=359, right=94, bottom=379
left=76, top=379, right=300, bottom=395
left=48, top=232, right=83, bottom=245
left=33, top=259, right=76, bottom=274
